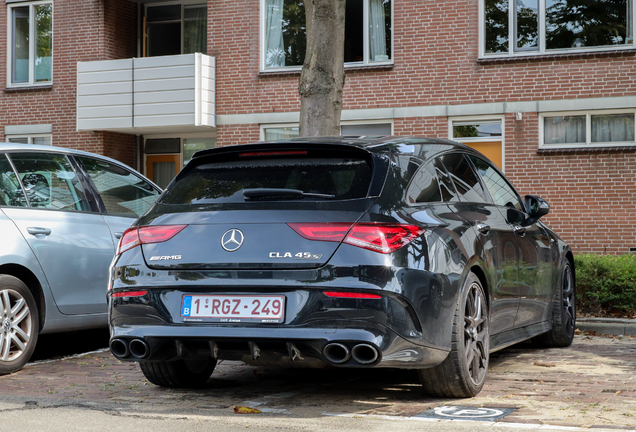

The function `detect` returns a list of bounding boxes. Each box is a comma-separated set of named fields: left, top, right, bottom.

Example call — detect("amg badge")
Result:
left=149, top=255, right=182, bottom=261
left=269, top=252, right=323, bottom=260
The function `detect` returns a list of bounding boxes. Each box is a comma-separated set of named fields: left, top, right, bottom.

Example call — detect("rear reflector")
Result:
left=288, top=223, right=425, bottom=254
left=111, top=290, right=148, bottom=298
left=324, top=291, right=382, bottom=299
left=116, top=225, right=187, bottom=256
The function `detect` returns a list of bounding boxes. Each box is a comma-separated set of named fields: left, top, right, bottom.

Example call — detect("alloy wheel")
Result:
left=562, top=264, right=575, bottom=335
left=0, top=289, right=32, bottom=362
left=463, top=281, right=488, bottom=386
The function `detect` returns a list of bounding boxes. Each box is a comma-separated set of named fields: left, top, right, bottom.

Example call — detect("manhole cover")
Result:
left=415, top=406, right=516, bottom=422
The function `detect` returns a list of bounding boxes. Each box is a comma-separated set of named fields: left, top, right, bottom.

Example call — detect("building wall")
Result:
left=0, top=0, right=136, bottom=167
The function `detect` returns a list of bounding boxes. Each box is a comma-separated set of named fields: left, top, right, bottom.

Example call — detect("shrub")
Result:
left=574, top=254, right=636, bottom=317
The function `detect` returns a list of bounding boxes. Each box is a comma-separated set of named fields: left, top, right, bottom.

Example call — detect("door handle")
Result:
left=114, top=232, right=123, bottom=239
left=475, top=223, right=490, bottom=234
left=27, top=227, right=52, bottom=236
left=514, top=225, right=527, bottom=236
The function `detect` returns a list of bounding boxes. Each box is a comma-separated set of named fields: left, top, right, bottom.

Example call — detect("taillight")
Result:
left=324, top=291, right=382, bottom=299
left=288, top=223, right=424, bottom=254
left=110, top=290, right=148, bottom=298
left=116, top=225, right=187, bottom=256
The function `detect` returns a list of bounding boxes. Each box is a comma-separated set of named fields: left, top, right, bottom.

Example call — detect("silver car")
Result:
left=0, top=143, right=161, bottom=374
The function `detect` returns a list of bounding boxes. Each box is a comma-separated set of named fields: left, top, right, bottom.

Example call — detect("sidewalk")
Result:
left=577, top=317, right=636, bottom=336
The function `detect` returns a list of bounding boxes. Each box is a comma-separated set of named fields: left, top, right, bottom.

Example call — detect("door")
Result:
left=436, top=153, right=519, bottom=336
left=146, top=154, right=180, bottom=189
left=451, top=120, right=504, bottom=170
left=467, top=155, right=551, bottom=328
left=4, top=152, right=114, bottom=315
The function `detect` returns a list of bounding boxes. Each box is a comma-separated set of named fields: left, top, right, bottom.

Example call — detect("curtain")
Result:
left=184, top=6, right=207, bottom=54
left=544, top=116, right=586, bottom=144
left=591, top=114, right=635, bottom=143
left=153, top=162, right=176, bottom=189
left=369, top=0, right=388, bottom=61
left=265, top=0, right=285, bottom=68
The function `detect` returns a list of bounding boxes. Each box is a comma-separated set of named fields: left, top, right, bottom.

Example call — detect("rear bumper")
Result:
left=110, top=323, right=449, bottom=369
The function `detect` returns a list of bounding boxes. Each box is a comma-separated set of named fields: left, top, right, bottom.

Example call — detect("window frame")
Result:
left=259, top=0, right=394, bottom=72
left=5, top=133, right=52, bottom=145
left=479, top=0, right=636, bottom=58
left=449, top=115, right=506, bottom=172
left=539, top=109, right=636, bottom=149
left=6, top=0, right=53, bottom=88
left=144, top=0, right=207, bottom=57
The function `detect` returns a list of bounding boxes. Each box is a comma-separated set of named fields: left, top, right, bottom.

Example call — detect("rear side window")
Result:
left=161, top=153, right=373, bottom=205
left=0, top=154, right=27, bottom=207
left=438, top=153, right=488, bottom=203
left=77, top=157, right=160, bottom=217
left=406, top=162, right=442, bottom=204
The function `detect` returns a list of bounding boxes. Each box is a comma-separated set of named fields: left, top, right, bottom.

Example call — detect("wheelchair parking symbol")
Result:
left=415, top=405, right=516, bottom=422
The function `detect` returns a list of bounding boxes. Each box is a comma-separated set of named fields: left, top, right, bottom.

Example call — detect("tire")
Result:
left=0, top=275, right=39, bottom=375
left=418, top=273, right=489, bottom=398
left=139, top=357, right=216, bottom=388
left=533, top=261, right=575, bottom=348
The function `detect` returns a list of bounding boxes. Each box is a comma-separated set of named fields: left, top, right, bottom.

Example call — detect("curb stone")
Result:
left=576, top=318, right=636, bottom=336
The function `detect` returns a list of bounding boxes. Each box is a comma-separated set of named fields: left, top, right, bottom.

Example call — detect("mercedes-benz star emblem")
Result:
left=221, top=229, right=244, bottom=252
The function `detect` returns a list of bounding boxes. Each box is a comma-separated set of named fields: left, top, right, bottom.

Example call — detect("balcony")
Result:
left=76, top=53, right=215, bottom=135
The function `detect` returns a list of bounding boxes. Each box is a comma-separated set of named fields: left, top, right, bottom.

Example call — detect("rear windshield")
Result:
left=160, top=154, right=373, bottom=205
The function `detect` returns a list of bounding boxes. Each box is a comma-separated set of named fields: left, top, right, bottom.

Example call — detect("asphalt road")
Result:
left=1, top=334, right=634, bottom=432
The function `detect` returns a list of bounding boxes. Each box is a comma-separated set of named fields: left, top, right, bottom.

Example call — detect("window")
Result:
left=451, top=118, right=504, bottom=170
left=482, top=0, right=635, bottom=56
left=8, top=2, right=52, bottom=86
left=8, top=153, right=89, bottom=212
left=541, top=110, right=636, bottom=148
left=437, top=153, right=489, bottom=203
left=262, top=0, right=392, bottom=70
left=468, top=155, right=524, bottom=212
left=0, top=154, right=28, bottom=207
left=145, top=3, right=207, bottom=57
left=77, top=157, right=160, bottom=218
left=406, top=162, right=442, bottom=204
left=6, top=134, right=52, bottom=145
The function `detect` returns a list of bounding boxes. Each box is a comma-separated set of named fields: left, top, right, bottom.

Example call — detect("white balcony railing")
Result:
left=77, top=53, right=215, bottom=134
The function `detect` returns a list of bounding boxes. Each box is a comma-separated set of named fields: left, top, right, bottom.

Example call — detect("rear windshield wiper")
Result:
left=243, top=188, right=335, bottom=200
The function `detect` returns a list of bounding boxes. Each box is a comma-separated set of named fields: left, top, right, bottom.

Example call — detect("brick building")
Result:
left=1, top=0, right=635, bottom=254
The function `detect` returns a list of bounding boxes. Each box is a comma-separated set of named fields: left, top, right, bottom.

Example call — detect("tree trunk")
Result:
left=298, top=0, right=346, bottom=137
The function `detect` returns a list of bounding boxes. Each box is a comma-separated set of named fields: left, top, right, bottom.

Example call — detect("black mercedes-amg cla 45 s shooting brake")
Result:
left=108, top=136, right=575, bottom=397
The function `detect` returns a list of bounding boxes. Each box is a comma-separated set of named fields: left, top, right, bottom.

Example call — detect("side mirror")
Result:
left=525, top=195, right=550, bottom=219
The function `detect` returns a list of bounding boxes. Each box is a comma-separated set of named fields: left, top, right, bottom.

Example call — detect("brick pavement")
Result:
left=0, top=335, right=634, bottom=429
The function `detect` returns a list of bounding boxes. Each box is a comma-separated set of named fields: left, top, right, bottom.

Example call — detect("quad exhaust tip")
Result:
left=110, top=338, right=129, bottom=358
left=323, top=343, right=351, bottom=364
left=129, top=338, right=150, bottom=359
left=351, top=343, right=379, bottom=365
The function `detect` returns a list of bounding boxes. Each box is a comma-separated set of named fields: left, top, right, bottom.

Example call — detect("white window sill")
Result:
left=479, top=46, right=636, bottom=61
left=5, top=83, right=53, bottom=92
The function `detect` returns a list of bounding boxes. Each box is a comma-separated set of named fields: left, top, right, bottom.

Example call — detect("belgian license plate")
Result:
left=181, top=295, right=285, bottom=323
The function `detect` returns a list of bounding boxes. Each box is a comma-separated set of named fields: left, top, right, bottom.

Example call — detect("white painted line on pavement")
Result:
left=26, top=348, right=110, bottom=366
left=321, top=412, right=635, bottom=432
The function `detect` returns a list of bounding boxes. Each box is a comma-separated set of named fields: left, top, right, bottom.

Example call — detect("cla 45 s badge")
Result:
left=269, top=252, right=323, bottom=260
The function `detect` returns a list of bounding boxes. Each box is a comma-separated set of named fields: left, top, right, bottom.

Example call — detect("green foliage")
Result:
left=574, top=254, right=636, bottom=316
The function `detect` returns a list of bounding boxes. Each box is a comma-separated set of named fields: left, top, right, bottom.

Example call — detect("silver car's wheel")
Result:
left=0, top=275, right=39, bottom=375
